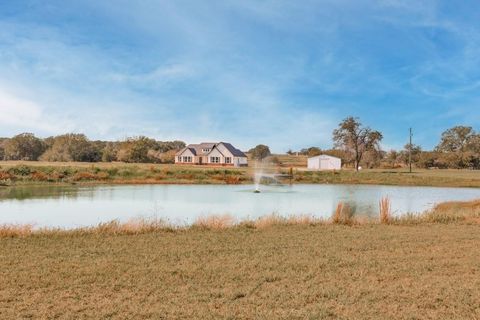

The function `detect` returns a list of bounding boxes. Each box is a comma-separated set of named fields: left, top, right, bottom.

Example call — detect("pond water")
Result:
left=0, top=184, right=479, bottom=228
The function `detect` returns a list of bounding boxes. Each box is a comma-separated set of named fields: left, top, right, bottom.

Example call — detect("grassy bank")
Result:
left=1, top=161, right=480, bottom=188
left=0, top=161, right=250, bottom=186
left=1, top=200, right=480, bottom=319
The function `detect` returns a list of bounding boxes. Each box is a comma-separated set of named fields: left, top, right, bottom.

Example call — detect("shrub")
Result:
left=96, top=172, right=109, bottom=180
left=9, top=165, right=31, bottom=176
left=0, top=171, right=13, bottom=180
left=73, top=172, right=97, bottom=181
left=31, top=171, right=49, bottom=181
left=225, top=176, right=240, bottom=184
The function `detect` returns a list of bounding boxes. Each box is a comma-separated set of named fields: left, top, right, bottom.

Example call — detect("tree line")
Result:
left=2, top=118, right=480, bottom=169
left=287, top=117, right=480, bottom=170
left=0, top=133, right=186, bottom=163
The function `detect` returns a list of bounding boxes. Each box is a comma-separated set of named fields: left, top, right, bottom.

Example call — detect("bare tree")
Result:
left=333, top=117, right=383, bottom=171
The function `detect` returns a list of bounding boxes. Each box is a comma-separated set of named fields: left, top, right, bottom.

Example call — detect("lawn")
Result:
left=1, top=223, right=479, bottom=319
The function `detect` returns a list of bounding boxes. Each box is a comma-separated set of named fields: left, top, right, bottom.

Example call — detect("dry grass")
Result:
left=422, top=199, right=480, bottom=223
left=251, top=214, right=324, bottom=229
left=379, top=196, right=392, bottom=224
left=0, top=224, right=34, bottom=238
left=85, top=218, right=173, bottom=235
left=193, top=214, right=236, bottom=229
left=1, top=223, right=480, bottom=319
left=0, top=218, right=173, bottom=238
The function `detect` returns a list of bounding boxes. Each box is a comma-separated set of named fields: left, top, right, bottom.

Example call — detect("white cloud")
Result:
left=0, top=89, right=67, bottom=134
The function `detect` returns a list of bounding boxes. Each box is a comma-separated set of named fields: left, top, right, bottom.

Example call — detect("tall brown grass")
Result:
left=332, top=202, right=355, bottom=225
left=193, top=214, right=236, bottom=229
left=87, top=218, right=171, bottom=235
left=0, top=224, right=34, bottom=238
left=379, top=197, right=391, bottom=224
left=422, top=199, right=480, bottom=223
left=252, top=214, right=323, bottom=229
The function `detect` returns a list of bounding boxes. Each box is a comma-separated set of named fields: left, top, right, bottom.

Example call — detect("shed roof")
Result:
left=308, top=154, right=341, bottom=160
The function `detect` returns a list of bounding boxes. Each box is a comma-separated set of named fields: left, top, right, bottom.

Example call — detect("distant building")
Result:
left=307, top=155, right=341, bottom=171
left=175, top=142, right=248, bottom=167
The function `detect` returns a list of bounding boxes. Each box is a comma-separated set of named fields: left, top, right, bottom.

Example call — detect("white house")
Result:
left=307, top=155, right=341, bottom=171
left=175, top=142, right=248, bottom=167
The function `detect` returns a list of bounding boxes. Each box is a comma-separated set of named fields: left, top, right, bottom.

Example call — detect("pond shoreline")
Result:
left=2, top=184, right=479, bottom=230
left=2, top=162, right=480, bottom=188
left=1, top=198, right=480, bottom=238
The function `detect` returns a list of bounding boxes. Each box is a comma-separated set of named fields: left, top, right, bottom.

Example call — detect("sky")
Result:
left=1, top=0, right=480, bottom=152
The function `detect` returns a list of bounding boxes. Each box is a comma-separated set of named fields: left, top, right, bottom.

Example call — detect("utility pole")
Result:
left=409, top=128, right=413, bottom=173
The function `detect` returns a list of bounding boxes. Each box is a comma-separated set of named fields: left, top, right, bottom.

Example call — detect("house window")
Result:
left=177, top=156, right=181, bottom=162
left=210, top=156, right=220, bottom=163
left=202, top=148, right=211, bottom=153
left=225, top=157, right=231, bottom=164
left=183, top=156, right=192, bottom=163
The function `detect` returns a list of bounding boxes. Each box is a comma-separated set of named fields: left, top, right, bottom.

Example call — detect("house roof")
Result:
left=219, top=142, right=247, bottom=157
left=176, top=142, right=216, bottom=156
left=176, top=142, right=246, bottom=157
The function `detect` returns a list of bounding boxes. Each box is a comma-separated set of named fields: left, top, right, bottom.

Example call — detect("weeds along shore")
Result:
left=1, top=198, right=479, bottom=238
left=2, top=162, right=480, bottom=188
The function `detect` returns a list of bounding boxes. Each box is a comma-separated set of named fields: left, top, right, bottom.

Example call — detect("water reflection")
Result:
left=0, top=184, right=478, bottom=228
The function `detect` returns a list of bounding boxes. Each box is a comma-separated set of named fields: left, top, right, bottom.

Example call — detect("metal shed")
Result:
left=307, top=155, right=342, bottom=170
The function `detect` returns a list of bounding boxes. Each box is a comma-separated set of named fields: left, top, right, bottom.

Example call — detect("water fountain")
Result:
left=253, top=159, right=290, bottom=193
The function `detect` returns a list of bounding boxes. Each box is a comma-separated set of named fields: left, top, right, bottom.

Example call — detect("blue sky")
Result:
left=1, top=0, right=480, bottom=152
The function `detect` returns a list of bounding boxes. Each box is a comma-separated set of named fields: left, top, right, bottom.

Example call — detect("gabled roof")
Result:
left=219, top=142, right=247, bottom=157
left=176, top=143, right=216, bottom=156
left=176, top=142, right=247, bottom=157
left=176, top=147, right=197, bottom=156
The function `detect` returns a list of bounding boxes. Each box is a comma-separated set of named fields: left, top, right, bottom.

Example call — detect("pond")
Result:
left=0, top=184, right=479, bottom=228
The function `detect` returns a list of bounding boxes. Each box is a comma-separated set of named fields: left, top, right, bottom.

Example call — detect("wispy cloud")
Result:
left=0, top=0, right=479, bottom=150
left=0, top=88, right=71, bottom=134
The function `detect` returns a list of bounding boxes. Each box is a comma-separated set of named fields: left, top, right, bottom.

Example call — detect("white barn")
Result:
left=307, top=155, right=341, bottom=171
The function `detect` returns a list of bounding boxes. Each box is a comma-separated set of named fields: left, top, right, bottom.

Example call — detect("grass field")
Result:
left=2, top=160, right=480, bottom=188
left=1, top=222, right=480, bottom=319
left=1, top=200, right=480, bottom=318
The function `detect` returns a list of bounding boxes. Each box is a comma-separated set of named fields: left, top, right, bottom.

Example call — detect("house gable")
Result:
left=211, top=143, right=233, bottom=158
left=177, top=148, right=196, bottom=157
left=216, top=142, right=246, bottom=158
left=207, top=147, right=225, bottom=158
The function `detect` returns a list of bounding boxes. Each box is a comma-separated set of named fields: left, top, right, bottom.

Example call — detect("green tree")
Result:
left=117, top=136, right=157, bottom=163
left=386, top=150, right=400, bottom=169
left=0, top=138, right=6, bottom=160
left=400, top=143, right=422, bottom=166
left=101, top=142, right=119, bottom=162
left=333, top=117, right=383, bottom=171
left=3, top=133, right=46, bottom=161
left=248, top=144, right=271, bottom=160
left=467, top=134, right=480, bottom=154
left=436, top=126, right=477, bottom=167
left=40, top=134, right=100, bottom=162
left=299, top=147, right=322, bottom=157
